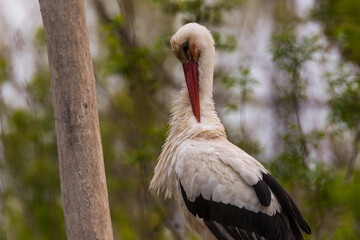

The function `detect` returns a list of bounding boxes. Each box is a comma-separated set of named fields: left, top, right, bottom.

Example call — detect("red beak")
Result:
left=182, top=59, right=200, bottom=123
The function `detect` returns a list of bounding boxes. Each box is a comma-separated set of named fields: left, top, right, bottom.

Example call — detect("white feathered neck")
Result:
left=150, top=23, right=226, bottom=197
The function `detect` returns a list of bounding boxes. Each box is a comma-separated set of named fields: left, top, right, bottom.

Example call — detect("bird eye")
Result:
left=183, top=42, right=189, bottom=53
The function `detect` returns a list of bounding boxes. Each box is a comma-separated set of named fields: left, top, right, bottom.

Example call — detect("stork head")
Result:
left=170, top=23, right=215, bottom=123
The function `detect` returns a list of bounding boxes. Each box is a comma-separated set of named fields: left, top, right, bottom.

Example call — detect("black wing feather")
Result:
left=262, top=173, right=311, bottom=235
left=253, top=179, right=271, bottom=207
left=180, top=171, right=311, bottom=240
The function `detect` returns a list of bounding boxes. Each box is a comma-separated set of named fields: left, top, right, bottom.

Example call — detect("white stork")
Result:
left=150, top=22, right=311, bottom=240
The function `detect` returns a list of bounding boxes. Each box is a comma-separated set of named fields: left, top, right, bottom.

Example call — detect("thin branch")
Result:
left=291, top=90, right=309, bottom=162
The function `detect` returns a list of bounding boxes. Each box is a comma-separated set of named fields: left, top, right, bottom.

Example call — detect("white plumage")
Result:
left=176, top=140, right=279, bottom=215
left=150, top=23, right=311, bottom=240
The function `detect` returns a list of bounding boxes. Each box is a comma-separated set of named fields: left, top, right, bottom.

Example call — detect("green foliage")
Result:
left=212, top=32, right=237, bottom=51
left=222, top=66, right=258, bottom=91
left=328, top=71, right=360, bottom=130
left=2, top=74, right=66, bottom=240
left=221, top=66, right=260, bottom=156
left=152, top=0, right=244, bottom=25
left=272, top=30, right=321, bottom=104
left=0, top=56, right=8, bottom=84
left=316, top=0, right=360, bottom=185
left=268, top=17, right=360, bottom=238
left=271, top=30, right=320, bottom=162
left=270, top=30, right=323, bottom=173
left=314, top=0, right=360, bottom=65
left=34, top=27, right=46, bottom=48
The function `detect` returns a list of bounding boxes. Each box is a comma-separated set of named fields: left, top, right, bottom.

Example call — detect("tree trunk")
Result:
left=38, top=0, right=114, bottom=239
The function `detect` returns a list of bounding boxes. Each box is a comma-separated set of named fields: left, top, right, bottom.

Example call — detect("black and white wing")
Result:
left=176, top=140, right=311, bottom=240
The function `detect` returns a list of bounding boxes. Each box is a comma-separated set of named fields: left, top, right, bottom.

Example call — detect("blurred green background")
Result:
left=0, top=0, right=360, bottom=239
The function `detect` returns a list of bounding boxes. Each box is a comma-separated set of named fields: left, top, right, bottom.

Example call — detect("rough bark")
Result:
left=38, top=0, right=114, bottom=239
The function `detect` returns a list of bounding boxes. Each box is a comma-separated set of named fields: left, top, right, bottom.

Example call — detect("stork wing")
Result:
left=176, top=140, right=311, bottom=240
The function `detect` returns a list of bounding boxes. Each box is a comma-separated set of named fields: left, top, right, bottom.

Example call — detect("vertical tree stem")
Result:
left=38, top=0, right=114, bottom=239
